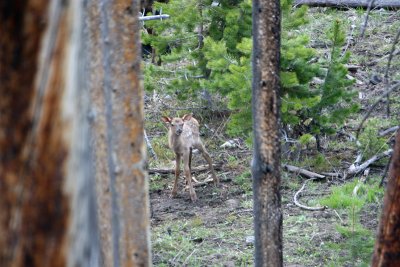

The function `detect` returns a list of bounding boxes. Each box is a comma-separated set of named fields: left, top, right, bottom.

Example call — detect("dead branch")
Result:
left=193, top=177, right=232, bottom=187
left=321, top=172, right=343, bottom=178
left=360, top=0, right=376, bottom=39
left=294, top=0, right=400, bottom=8
left=294, top=178, right=327, bottom=211
left=347, top=149, right=393, bottom=176
left=379, top=126, right=399, bottom=137
left=345, top=64, right=361, bottom=72
left=148, top=162, right=223, bottom=174
left=383, top=27, right=400, bottom=117
left=283, top=164, right=326, bottom=179
left=356, top=82, right=400, bottom=138
left=144, top=130, right=158, bottom=160
left=366, top=49, right=400, bottom=67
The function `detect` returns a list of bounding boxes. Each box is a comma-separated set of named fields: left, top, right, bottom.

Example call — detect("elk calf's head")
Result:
left=162, top=114, right=192, bottom=136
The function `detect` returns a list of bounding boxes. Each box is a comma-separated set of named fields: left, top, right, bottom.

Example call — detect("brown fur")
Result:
left=161, top=114, right=219, bottom=201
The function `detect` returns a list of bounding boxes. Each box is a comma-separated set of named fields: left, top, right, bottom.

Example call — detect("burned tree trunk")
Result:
left=252, top=0, right=282, bottom=266
left=0, top=1, right=100, bottom=266
left=372, top=130, right=400, bottom=266
left=86, top=0, right=151, bottom=266
left=0, top=0, right=150, bottom=266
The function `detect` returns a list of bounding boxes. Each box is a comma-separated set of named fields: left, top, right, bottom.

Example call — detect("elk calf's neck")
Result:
left=162, top=114, right=219, bottom=202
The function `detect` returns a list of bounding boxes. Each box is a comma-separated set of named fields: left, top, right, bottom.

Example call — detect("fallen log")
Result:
left=148, top=162, right=223, bottom=174
left=283, top=164, right=326, bottom=179
left=294, top=0, right=400, bottom=9
left=379, top=126, right=399, bottom=137
left=193, top=177, right=232, bottom=187
left=347, top=149, right=393, bottom=176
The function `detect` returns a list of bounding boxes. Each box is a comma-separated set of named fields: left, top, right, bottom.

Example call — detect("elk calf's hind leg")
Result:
left=183, top=152, right=197, bottom=201
left=197, top=144, right=219, bottom=185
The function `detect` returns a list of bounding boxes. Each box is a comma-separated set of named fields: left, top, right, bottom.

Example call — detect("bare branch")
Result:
left=379, top=126, right=399, bottom=137
left=356, top=82, right=400, bottom=138
left=193, top=177, right=232, bottom=187
left=148, top=162, right=223, bottom=174
left=347, top=149, right=393, bottom=176
left=360, top=0, right=376, bottom=39
left=294, top=179, right=327, bottom=211
left=144, top=130, right=158, bottom=160
left=383, top=27, right=400, bottom=117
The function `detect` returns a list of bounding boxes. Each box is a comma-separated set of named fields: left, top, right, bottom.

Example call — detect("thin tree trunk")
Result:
left=372, top=130, right=400, bottom=266
left=87, top=0, right=152, bottom=266
left=0, top=1, right=100, bottom=266
left=252, top=0, right=282, bottom=266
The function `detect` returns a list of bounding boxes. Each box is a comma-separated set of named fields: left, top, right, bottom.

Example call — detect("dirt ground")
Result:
left=149, top=167, right=382, bottom=266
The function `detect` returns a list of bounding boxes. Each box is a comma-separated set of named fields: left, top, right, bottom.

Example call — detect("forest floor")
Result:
left=145, top=7, right=400, bottom=267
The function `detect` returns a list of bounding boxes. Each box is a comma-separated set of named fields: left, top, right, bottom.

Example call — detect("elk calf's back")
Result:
left=161, top=114, right=219, bottom=202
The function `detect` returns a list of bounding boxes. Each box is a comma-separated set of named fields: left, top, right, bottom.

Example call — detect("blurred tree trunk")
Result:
left=0, top=0, right=151, bottom=266
left=251, top=0, right=282, bottom=266
left=0, top=1, right=100, bottom=266
left=86, top=0, right=152, bottom=266
left=372, top=130, right=400, bottom=267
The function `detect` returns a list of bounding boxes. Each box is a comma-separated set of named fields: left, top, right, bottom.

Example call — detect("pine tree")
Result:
left=142, top=0, right=358, bottom=141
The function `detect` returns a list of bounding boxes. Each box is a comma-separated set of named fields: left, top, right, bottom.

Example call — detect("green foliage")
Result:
left=298, top=133, right=315, bottom=146
left=321, top=178, right=383, bottom=266
left=320, top=180, right=364, bottom=210
left=327, top=222, right=375, bottom=266
left=149, top=174, right=168, bottom=192
left=234, top=170, right=252, bottom=194
left=294, top=20, right=359, bottom=135
left=143, top=0, right=358, bottom=139
left=150, top=135, right=175, bottom=164
left=358, top=118, right=390, bottom=160
left=319, top=178, right=384, bottom=210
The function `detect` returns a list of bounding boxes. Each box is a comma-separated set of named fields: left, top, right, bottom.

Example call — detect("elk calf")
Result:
left=162, top=114, right=219, bottom=201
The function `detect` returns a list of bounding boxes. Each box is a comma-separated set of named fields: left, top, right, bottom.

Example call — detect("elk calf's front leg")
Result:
left=171, top=153, right=180, bottom=198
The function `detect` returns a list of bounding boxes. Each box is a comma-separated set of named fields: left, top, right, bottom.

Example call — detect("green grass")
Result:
left=358, top=118, right=391, bottom=161
left=319, top=177, right=384, bottom=210
left=149, top=174, right=169, bottom=193
left=326, top=222, right=375, bottom=266
left=233, top=170, right=252, bottom=194
left=317, top=177, right=384, bottom=266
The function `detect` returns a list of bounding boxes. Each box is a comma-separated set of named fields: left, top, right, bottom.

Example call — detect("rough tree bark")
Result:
left=294, top=0, right=400, bottom=9
left=86, top=0, right=152, bottom=266
left=372, top=130, right=400, bottom=266
left=0, top=0, right=150, bottom=266
left=252, top=0, right=282, bottom=266
left=0, top=1, right=100, bottom=266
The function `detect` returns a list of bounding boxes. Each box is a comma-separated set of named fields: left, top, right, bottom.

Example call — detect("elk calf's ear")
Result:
left=161, top=116, right=171, bottom=123
left=182, top=114, right=192, bottom=121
